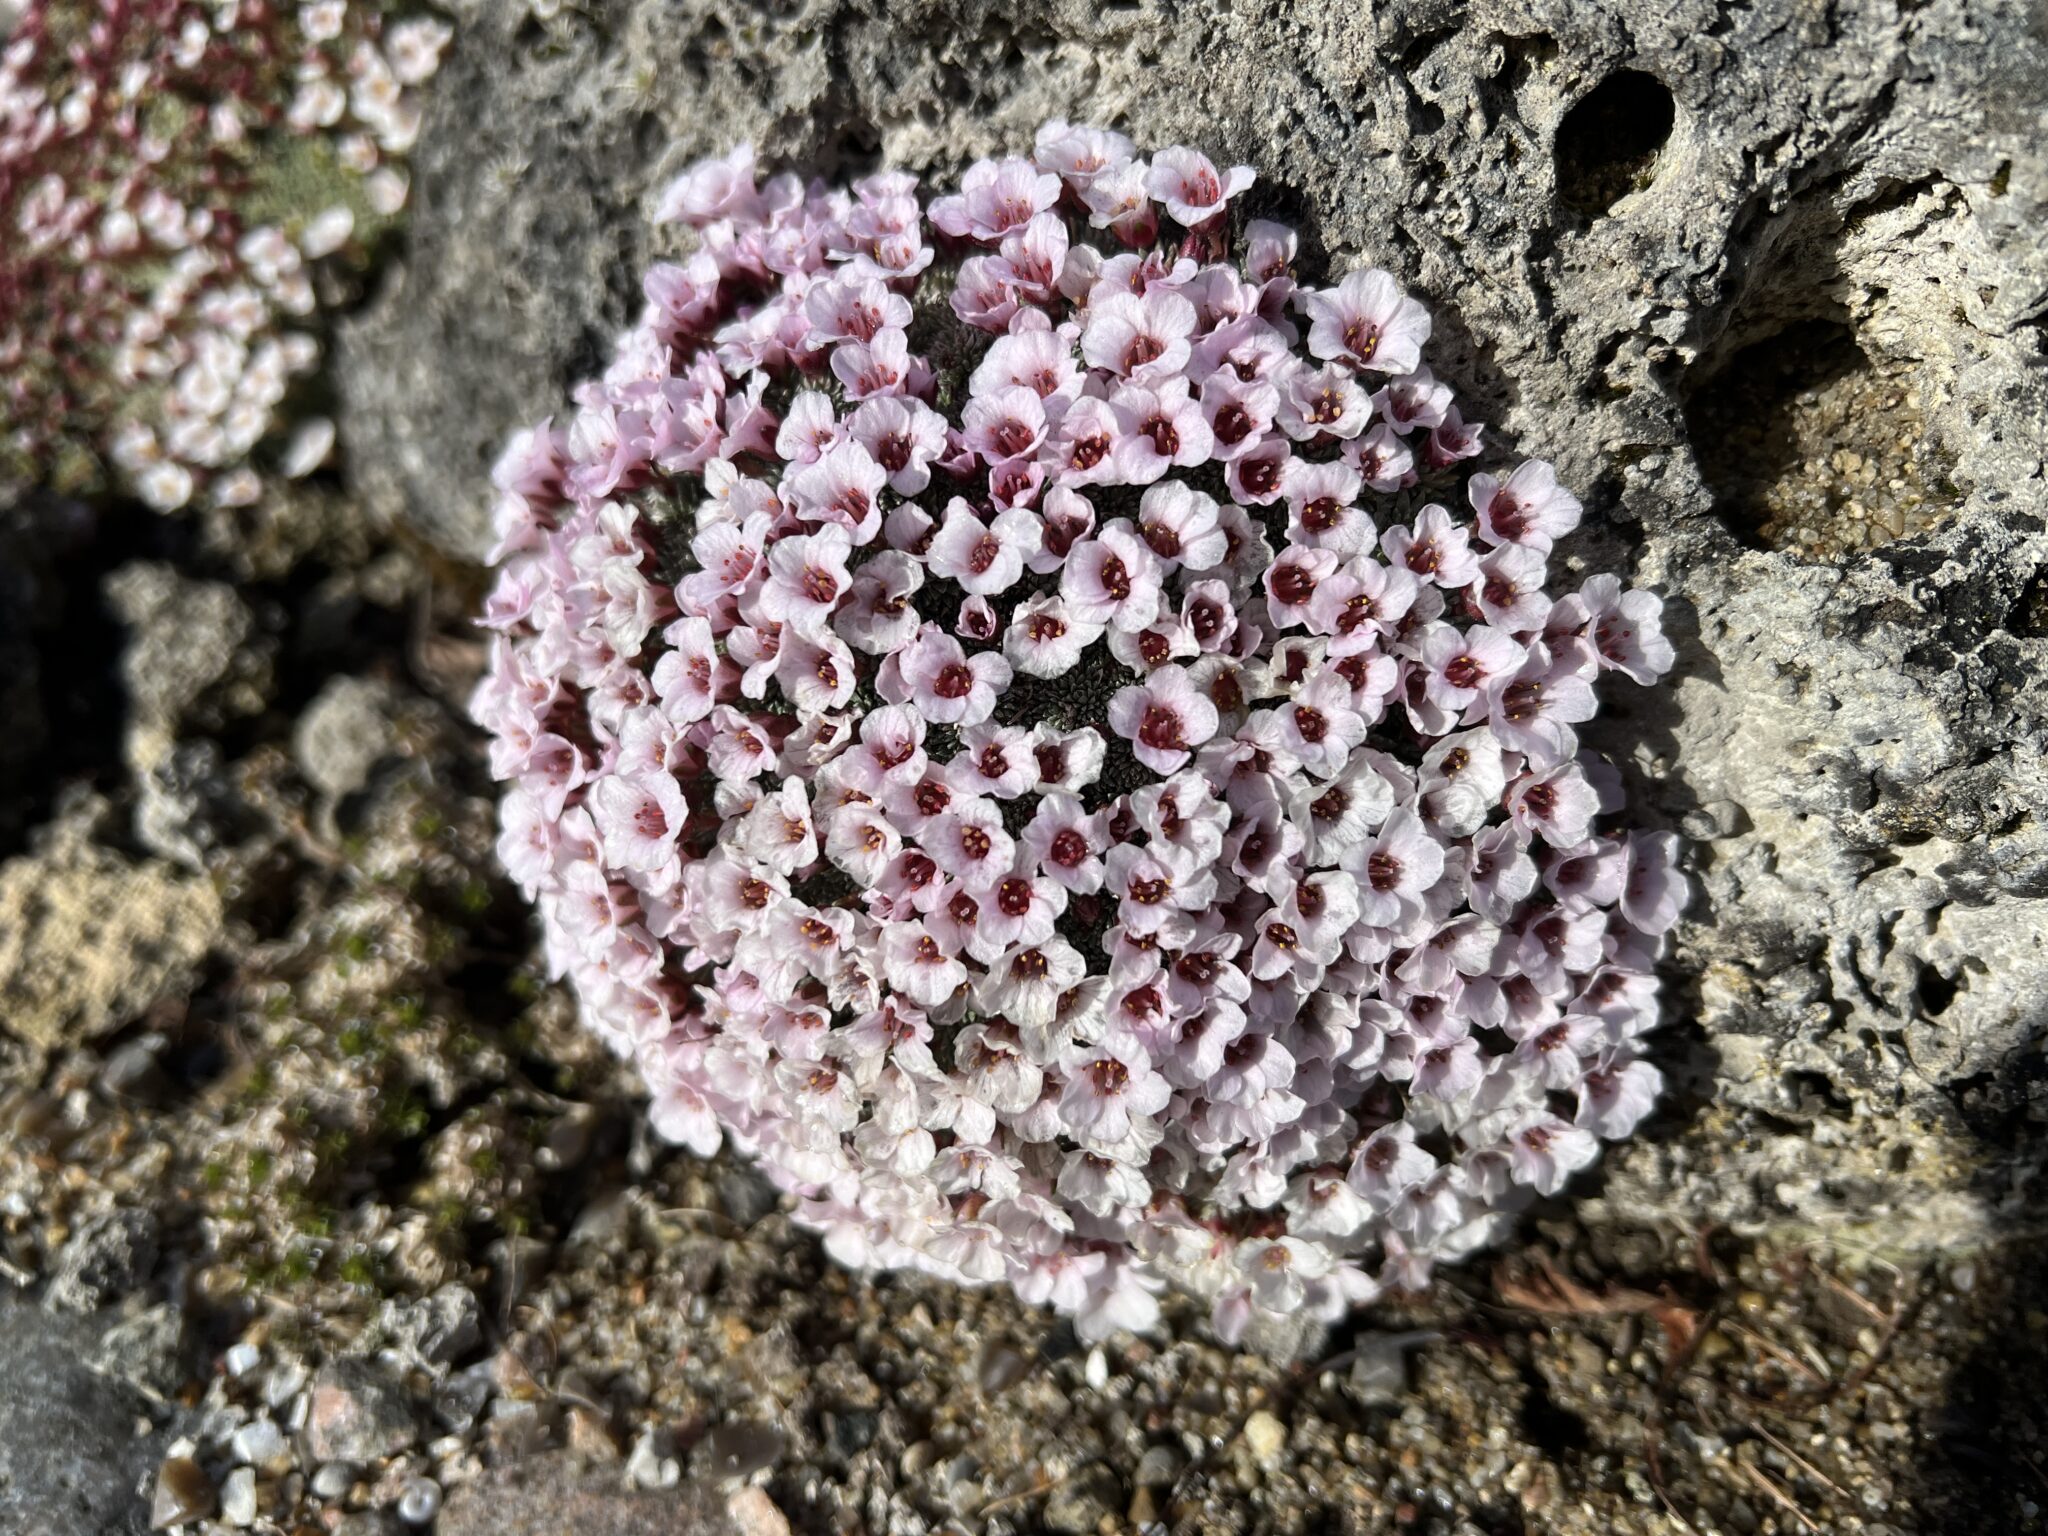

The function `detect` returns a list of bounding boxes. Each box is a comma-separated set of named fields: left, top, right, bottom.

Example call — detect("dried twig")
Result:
left=1724, top=1319, right=1829, bottom=1385
left=1734, top=1459, right=1820, bottom=1533
left=978, top=1474, right=1056, bottom=1517
left=1754, top=1422, right=1848, bottom=1500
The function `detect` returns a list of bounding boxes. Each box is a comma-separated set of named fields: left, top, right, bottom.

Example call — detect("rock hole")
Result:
left=1518, top=1362, right=1592, bottom=1455
left=1683, top=317, right=1956, bottom=557
left=1918, top=964, right=1961, bottom=1019
left=2009, top=570, right=2048, bottom=638
left=1554, top=69, right=1674, bottom=217
left=1784, top=1069, right=1855, bottom=1121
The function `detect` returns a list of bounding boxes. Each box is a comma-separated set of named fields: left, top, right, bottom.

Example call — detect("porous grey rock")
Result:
left=0, top=795, right=224, bottom=1049
left=105, top=563, right=272, bottom=779
left=339, top=0, right=2048, bottom=1257
left=0, top=1297, right=169, bottom=1536
left=292, top=675, right=397, bottom=803
left=44, top=1207, right=161, bottom=1315
left=83, top=1303, right=194, bottom=1407
left=362, top=1283, right=483, bottom=1369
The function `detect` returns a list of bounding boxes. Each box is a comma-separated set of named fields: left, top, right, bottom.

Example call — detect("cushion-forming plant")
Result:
left=473, top=125, right=1685, bottom=1343
left=0, top=0, right=449, bottom=506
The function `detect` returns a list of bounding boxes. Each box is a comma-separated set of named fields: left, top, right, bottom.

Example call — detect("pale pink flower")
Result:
left=1003, top=594, right=1104, bottom=678
left=592, top=770, right=687, bottom=876
left=879, top=625, right=1013, bottom=727
left=1062, top=519, right=1165, bottom=631
left=837, top=551, right=925, bottom=656
left=1108, top=664, right=1221, bottom=774
left=1082, top=287, right=1196, bottom=381
left=969, top=326, right=1083, bottom=405
left=656, top=142, right=762, bottom=227
left=1301, top=268, right=1432, bottom=374
left=928, top=158, right=1062, bottom=242
left=1134, top=481, right=1228, bottom=571
left=783, top=439, right=886, bottom=541
left=1146, top=145, right=1255, bottom=227
left=758, top=525, right=854, bottom=634
left=1381, top=503, right=1482, bottom=587
left=1283, top=459, right=1374, bottom=556
left=961, top=384, right=1050, bottom=465
left=1469, top=459, right=1582, bottom=552
left=846, top=395, right=949, bottom=495
left=927, top=501, right=1044, bottom=596
left=1033, top=120, right=1136, bottom=186
left=1109, top=378, right=1213, bottom=483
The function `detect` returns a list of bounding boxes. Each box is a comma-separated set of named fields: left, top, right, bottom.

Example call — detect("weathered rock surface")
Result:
left=105, top=562, right=273, bottom=779
left=0, top=795, right=223, bottom=1049
left=0, top=1297, right=169, bottom=1536
left=339, top=0, right=2048, bottom=1254
left=292, top=675, right=398, bottom=804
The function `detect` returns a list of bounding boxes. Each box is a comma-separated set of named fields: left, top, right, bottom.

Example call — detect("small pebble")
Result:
left=220, top=1465, right=259, bottom=1527
left=565, top=1404, right=620, bottom=1461
left=1135, top=1444, right=1181, bottom=1487
left=264, top=1359, right=308, bottom=1409
left=150, top=1457, right=216, bottom=1529
left=232, top=1417, right=290, bottom=1471
left=1242, top=1409, right=1286, bottom=1466
left=397, top=1476, right=442, bottom=1524
left=975, top=1343, right=1029, bottom=1394
left=726, top=1486, right=794, bottom=1536
left=225, top=1342, right=262, bottom=1378
left=624, top=1425, right=679, bottom=1489
left=311, top=1460, right=359, bottom=1499
left=702, top=1420, right=786, bottom=1481
left=1084, top=1347, right=1109, bottom=1390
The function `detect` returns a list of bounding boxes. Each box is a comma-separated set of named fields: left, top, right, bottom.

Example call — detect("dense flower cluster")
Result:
left=0, top=0, right=450, bottom=506
left=474, top=126, right=1685, bottom=1343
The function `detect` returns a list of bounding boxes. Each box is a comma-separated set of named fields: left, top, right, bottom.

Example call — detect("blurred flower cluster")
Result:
left=474, top=124, right=1686, bottom=1344
left=0, top=0, right=450, bottom=506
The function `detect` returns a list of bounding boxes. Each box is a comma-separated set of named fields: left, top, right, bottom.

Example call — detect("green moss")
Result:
left=378, top=1088, right=429, bottom=1140
left=234, top=1062, right=278, bottom=1113
left=240, top=133, right=400, bottom=250
left=337, top=1250, right=380, bottom=1289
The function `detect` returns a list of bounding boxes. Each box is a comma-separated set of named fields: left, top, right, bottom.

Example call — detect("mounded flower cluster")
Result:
left=474, top=125, right=1686, bottom=1344
left=0, top=0, right=451, bottom=507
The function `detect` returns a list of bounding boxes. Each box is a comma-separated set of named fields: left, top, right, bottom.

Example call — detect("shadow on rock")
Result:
left=1901, top=1024, right=2048, bottom=1533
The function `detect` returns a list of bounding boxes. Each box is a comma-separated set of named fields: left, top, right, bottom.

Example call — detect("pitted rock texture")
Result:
left=0, top=795, right=224, bottom=1050
left=337, top=0, right=2048, bottom=1252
